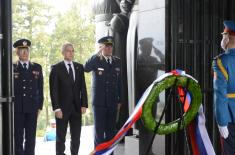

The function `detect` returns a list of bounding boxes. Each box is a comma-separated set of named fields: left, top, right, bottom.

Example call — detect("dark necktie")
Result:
left=107, top=58, right=111, bottom=65
left=23, top=63, right=27, bottom=71
left=68, top=63, right=74, bottom=82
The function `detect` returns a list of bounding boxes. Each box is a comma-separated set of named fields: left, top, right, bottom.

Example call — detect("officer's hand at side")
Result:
left=81, top=107, right=87, bottom=114
left=218, top=125, right=229, bottom=139
left=55, top=110, right=63, bottom=119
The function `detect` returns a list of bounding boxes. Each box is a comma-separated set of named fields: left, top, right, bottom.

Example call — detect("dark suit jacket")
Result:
left=13, top=61, right=44, bottom=113
left=49, top=61, right=88, bottom=118
left=84, top=54, right=122, bottom=107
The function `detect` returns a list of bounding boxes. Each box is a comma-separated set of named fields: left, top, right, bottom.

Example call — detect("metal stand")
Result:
left=145, top=79, right=192, bottom=155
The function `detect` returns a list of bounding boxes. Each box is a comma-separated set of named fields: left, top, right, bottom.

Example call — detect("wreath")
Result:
left=141, top=73, right=202, bottom=135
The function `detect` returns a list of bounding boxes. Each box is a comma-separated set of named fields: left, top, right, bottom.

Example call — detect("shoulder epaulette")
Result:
left=13, top=61, right=19, bottom=66
left=214, top=53, right=228, bottom=81
left=213, top=53, right=225, bottom=60
left=31, top=62, right=42, bottom=66
left=112, top=56, right=120, bottom=61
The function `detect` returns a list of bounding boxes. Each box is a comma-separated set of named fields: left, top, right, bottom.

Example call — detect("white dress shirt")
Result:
left=64, top=60, right=75, bottom=81
left=102, top=55, right=112, bottom=64
left=20, top=61, right=29, bottom=69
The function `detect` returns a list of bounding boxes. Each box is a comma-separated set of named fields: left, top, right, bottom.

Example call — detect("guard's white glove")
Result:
left=218, top=125, right=229, bottom=139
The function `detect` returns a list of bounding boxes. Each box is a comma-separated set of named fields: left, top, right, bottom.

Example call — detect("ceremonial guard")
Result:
left=213, top=20, right=235, bottom=155
left=13, top=39, right=44, bottom=155
left=84, top=36, right=122, bottom=151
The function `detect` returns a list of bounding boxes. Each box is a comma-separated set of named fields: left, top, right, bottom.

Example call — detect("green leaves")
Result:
left=13, top=0, right=95, bottom=133
left=142, top=74, right=202, bottom=135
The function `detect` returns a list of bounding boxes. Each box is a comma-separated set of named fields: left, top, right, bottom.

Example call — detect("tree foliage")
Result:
left=12, top=0, right=95, bottom=136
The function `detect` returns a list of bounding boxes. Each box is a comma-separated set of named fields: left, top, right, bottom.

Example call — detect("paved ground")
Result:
left=36, top=125, right=94, bottom=155
left=35, top=125, right=164, bottom=155
left=35, top=125, right=124, bottom=155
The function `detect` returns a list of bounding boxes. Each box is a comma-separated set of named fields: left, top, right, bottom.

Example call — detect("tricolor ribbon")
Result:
left=92, top=70, right=215, bottom=155
left=93, top=76, right=157, bottom=155
left=172, top=69, right=215, bottom=155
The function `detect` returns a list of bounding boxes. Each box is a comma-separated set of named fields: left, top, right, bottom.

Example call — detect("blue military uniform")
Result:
left=213, top=20, right=235, bottom=155
left=213, top=49, right=235, bottom=126
left=84, top=36, right=122, bottom=147
left=13, top=39, right=44, bottom=155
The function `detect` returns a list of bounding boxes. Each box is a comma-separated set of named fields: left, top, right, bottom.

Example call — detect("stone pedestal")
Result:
left=124, top=135, right=139, bottom=155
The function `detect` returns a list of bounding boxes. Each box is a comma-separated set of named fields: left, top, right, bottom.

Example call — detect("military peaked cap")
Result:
left=13, top=39, right=31, bottom=48
left=98, top=36, right=114, bottom=45
left=139, top=37, right=153, bottom=45
left=222, top=20, right=235, bottom=36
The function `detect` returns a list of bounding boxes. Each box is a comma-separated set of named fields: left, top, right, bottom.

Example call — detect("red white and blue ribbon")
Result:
left=93, top=71, right=167, bottom=155
left=172, top=69, right=215, bottom=155
left=92, top=70, right=215, bottom=155
left=93, top=75, right=156, bottom=155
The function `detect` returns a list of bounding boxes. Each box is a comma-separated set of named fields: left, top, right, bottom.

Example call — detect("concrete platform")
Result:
left=35, top=125, right=164, bottom=155
left=35, top=125, right=124, bottom=155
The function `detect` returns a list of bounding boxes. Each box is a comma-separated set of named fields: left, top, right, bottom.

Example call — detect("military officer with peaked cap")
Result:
left=13, top=39, right=44, bottom=155
left=213, top=20, right=235, bottom=155
left=84, top=36, right=122, bottom=152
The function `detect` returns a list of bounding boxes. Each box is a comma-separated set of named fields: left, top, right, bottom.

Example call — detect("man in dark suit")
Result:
left=49, top=42, right=88, bottom=155
left=13, top=39, right=44, bottom=155
left=84, top=36, right=122, bottom=152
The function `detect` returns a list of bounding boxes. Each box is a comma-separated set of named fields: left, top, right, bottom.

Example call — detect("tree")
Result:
left=13, top=0, right=56, bottom=134
left=12, top=0, right=96, bottom=136
left=49, top=0, right=95, bottom=125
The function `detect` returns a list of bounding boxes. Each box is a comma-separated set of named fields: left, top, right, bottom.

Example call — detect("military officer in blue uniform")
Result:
left=13, top=39, right=44, bottom=155
left=84, top=36, right=122, bottom=150
left=213, top=20, right=235, bottom=155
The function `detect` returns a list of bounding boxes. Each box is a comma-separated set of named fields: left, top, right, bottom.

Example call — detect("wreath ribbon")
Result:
left=91, top=70, right=215, bottom=155
left=173, top=70, right=215, bottom=155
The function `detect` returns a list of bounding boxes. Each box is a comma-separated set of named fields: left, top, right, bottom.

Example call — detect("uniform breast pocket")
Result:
left=115, top=67, right=120, bottom=76
left=32, top=70, right=40, bottom=80
left=13, top=73, right=21, bottom=94
left=14, top=72, right=20, bottom=79
left=113, top=70, right=120, bottom=81
left=96, top=68, right=105, bottom=77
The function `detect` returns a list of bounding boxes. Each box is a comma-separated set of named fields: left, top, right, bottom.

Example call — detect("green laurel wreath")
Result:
left=141, top=74, right=202, bottom=135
